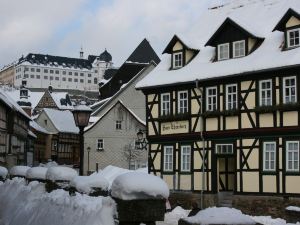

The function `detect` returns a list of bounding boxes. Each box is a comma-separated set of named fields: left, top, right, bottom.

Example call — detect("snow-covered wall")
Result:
left=0, top=178, right=116, bottom=225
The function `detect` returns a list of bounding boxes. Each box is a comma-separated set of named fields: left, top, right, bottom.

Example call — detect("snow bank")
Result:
left=162, top=206, right=190, bottom=225
left=0, top=166, right=8, bottom=178
left=46, top=166, right=77, bottom=181
left=185, top=207, right=256, bottom=224
left=286, top=206, right=300, bottom=212
left=10, top=166, right=31, bottom=177
left=0, top=178, right=116, bottom=225
left=70, top=173, right=109, bottom=194
left=26, top=167, right=48, bottom=180
left=111, top=172, right=169, bottom=200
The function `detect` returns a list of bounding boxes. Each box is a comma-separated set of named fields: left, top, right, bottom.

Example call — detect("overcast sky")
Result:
left=0, top=0, right=225, bottom=67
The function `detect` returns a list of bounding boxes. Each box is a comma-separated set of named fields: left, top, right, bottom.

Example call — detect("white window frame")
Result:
left=286, top=141, right=299, bottom=172
left=263, top=142, right=276, bottom=171
left=164, top=146, right=174, bottom=172
left=283, top=76, right=297, bottom=104
left=215, top=144, right=233, bottom=154
left=173, top=52, right=183, bottom=68
left=233, top=40, right=245, bottom=58
left=259, top=79, right=272, bottom=106
left=116, top=120, right=122, bottom=130
left=287, top=28, right=300, bottom=48
left=206, top=86, right=217, bottom=111
left=161, top=93, right=171, bottom=116
left=181, top=145, right=191, bottom=172
left=178, top=91, right=188, bottom=114
left=218, top=43, right=230, bottom=60
left=97, top=139, right=104, bottom=150
left=226, top=84, right=238, bottom=110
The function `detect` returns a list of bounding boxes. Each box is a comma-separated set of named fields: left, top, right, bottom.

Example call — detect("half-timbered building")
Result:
left=136, top=0, right=300, bottom=200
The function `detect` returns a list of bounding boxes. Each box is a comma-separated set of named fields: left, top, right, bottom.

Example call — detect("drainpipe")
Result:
left=196, top=79, right=205, bottom=209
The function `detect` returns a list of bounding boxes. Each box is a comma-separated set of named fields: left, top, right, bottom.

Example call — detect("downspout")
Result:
left=196, top=79, right=205, bottom=209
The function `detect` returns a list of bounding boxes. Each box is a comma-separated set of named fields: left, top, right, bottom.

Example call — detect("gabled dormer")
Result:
left=205, top=18, right=264, bottom=61
left=162, top=35, right=199, bottom=70
left=273, top=8, right=300, bottom=50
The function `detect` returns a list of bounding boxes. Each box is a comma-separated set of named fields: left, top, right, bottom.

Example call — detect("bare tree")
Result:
left=123, top=142, right=142, bottom=170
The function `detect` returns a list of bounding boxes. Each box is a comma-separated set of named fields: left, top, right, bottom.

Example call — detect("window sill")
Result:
left=97, top=148, right=104, bottom=152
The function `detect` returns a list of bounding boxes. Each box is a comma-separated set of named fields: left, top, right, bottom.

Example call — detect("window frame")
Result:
left=163, top=145, right=174, bottom=172
left=97, top=139, right=104, bottom=151
left=215, top=144, right=234, bottom=155
left=259, top=79, right=273, bottom=106
left=283, top=76, right=297, bottom=104
left=233, top=40, right=245, bottom=58
left=287, top=28, right=300, bottom=48
left=161, top=93, right=171, bottom=116
left=116, top=120, right=122, bottom=130
left=218, top=43, right=230, bottom=61
left=286, top=141, right=299, bottom=172
left=177, top=90, right=188, bottom=114
left=263, top=141, right=276, bottom=172
left=173, top=52, right=183, bottom=69
left=181, top=145, right=191, bottom=172
left=226, top=84, right=238, bottom=110
left=206, top=86, right=218, bottom=111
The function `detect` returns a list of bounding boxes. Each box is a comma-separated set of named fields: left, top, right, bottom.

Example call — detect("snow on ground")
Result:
left=0, top=166, right=8, bottom=178
left=286, top=206, right=300, bottom=212
left=46, top=166, right=77, bottom=181
left=157, top=206, right=190, bottom=225
left=70, top=172, right=109, bottom=194
left=10, top=166, right=31, bottom=177
left=111, top=172, right=169, bottom=200
left=0, top=178, right=116, bottom=225
left=26, top=167, right=48, bottom=180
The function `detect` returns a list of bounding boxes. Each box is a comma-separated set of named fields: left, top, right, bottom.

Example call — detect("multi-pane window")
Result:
left=116, top=121, right=122, bottom=130
left=178, top=91, right=188, bottom=114
left=259, top=80, right=272, bottom=106
left=216, top=144, right=233, bottom=154
left=173, top=52, right=183, bottom=68
left=218, top=43, right=229, bottom=60
left=286, top=141, right=299, bottom=172
left=97, top=139, right=104, bottom=150
left=233, top=40, right=245, bottom=58
left=226, top=84, right=237, bottom=110
left=287, top=28, right=300, bottom=48
left=263, top=142, right=276, bottom=171
left=206, top=87, right=217, bottom=111
left=181, top=145, right=191, bottom=172
left=164, top=146, right=173, bottom=172
left=161, top=93, right=171, bottom=116
left=283, top=76, right=297, bottom=104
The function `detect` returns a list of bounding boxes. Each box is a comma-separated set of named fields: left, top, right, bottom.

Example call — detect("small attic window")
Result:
left=218, top=43, right=229, bottom=60
left=287, top=28, right=300, bottom=48
left=233, top=40, right=245, bottom=58
left=173, top=52, right=183, bottom=68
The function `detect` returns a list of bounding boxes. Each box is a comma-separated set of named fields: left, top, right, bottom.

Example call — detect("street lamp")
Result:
left=72, top=104, right=92, bottom=175
left=87, top=146, right=91, bottom=174
left=135, top=130, right=148, bottom=151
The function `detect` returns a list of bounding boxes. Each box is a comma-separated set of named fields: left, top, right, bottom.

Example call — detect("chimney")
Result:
left=48, top=85, right=53, bottom=93
left=80, top=47, right=84, bottom=59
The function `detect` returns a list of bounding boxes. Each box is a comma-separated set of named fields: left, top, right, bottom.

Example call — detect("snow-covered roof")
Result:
left=111, top=172, right=169, bottom=200
left=0, top=89, right=31, bottom=120
left=136, top=0, right=300, bottom=89
left=50, top=92, right=73, bottom=110
left=30, top=121, right=51, bottom=134
left=28, top=130, right=37, bottom=138
left=42, top=108, right=79, bottom=134
left=46, top=166, right=78, bottom=181
left=0, top=166, right=8, bottom=179
left=10, top=166, right=31, bottom=177
left=26, top=167, right=48, bottom=180
left=70, top=173, right=109, bottom=194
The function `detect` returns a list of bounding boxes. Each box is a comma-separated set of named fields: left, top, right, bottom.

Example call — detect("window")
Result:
left=31, top=68, right=35, bottom=72
left=80, top=79, right=84, bottom=83
left=259, top=80, right=272, bottom=106
left=286, top=141, right=299, bottom=172
left=68, top=78, right=72, bottom=82
left=69, top=72, right=72, bottom=75
left=74, top=72, right=78, bottom=76
left=30, top=75, right=34, bottom=78
left=74, top=78, right=78, bottom=82
left=233, top=40, right=245, bottom=58
left=36, top=69, right=40, bottom=72
left=287, top=28, right=300, bottom=48
left=88, top=80, right=91, bottom=83
left=226, top=84, right=237, bottom=110
left=263, top=142, right=276, bottom=171
left=55, top=77, right=59, bottom=81
left=206, top=87, right=217, bottom=111
left=50, top=76, right=53, bottom=80
left=161, top=93, right=171, bottom=116
left=80, top=73, right=84, bottom=76
left=94, top=78, right=97, bottom=84
left=88, top=73, right=92, bottom=77
left=62, top=71, right=66, bottom=75
left=55, top=70, right=59, bottom=74
left=50, top=70, right=53, bottom=74
left=44, top=69, right=48, bottom=73
left=24, top=74, right=28, bottom=78
left=116, top=121, right=122, bottom=130
left=44, top=76, right=48, bottom=80
left=178, top=91, right=188, bottom=114
left=283, top=76, right=297, bottom=104
left=25, top=68, right=29, bottom=71
left=216, top=144, right=233, bottom=154
left=181, top=145, right=191, bottom=172
left=218, top=43, right=229, bottom=60
left=173, top=52, right=183, bottom=68
left=97, top=139, right=104, bottom=150
left=164, top=146, right=173, bottom=172
left=36, top=75, right=40, bottom=79
left=62, top=77, right=66, bottom=81
left=95, top=70, right=98, bottom=73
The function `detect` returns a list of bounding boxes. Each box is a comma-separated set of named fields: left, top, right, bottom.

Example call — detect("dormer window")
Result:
left=218, top=43, right=229, bottom=61
left=233, top=40, right=245, bottom=58
left=287, top=28, right=300, bottom=48
left=173, top=52, right=183, bottom=68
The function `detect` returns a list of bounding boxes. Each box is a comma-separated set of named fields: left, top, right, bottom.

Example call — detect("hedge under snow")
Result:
left=10, top=166, right=31, bottom=177
left=70, top=173, right=109, bottom=194
left=46, top=166, right=78, bottom=181
left=0, top=166, right=8, bottom=178
left=26, top=167, right=48, bottom=180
